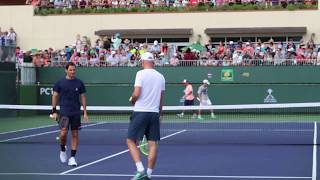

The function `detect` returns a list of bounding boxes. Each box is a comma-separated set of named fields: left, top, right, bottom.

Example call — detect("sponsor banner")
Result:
left=221, top=69, right=234, bottom=82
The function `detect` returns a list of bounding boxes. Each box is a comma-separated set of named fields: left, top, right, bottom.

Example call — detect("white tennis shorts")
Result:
left=200, top=99, right=212, bottom=106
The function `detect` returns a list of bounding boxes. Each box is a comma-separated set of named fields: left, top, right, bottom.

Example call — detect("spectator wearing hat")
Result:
left=32, top=51, right=44, bottom=67
left=177, top=79, right=197, bottom=118
left=107, top=50, right=119, bottom=66
left=78, top=50, right=88, bottom=66
left=150, top=40, right=160, bottom=54
left=197, top=79, right=215, bottom=120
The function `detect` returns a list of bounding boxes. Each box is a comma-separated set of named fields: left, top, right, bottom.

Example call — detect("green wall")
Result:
left=37, top=66, right=320, bottom=84
left=0, top=63, right=17, bottom=104
left=0, top=63, right=17, bottom=117
left=35, top=84, right=320, bottom=106
left=18, top=85, right=38, bottom=105
left=18, top=66, right=320, bottom=106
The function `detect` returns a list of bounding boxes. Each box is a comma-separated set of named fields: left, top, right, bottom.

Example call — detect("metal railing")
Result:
left=0, top=45, right=16, bottom=63
left=34, top=58, right=320, bottom=67
left=9, top=57, right=319, bottom=85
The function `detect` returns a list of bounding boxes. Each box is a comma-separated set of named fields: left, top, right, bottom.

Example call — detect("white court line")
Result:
left=60, top=129, right=187, bottom=175
left=0, top=173, right=312, bottom=179
left=0, top=122, right=106, bottom=143
left=80, top=128, right=314, bottom=132
left=312, top=122, right=317, bottom=180
left=0, top=124, right=56, bottom=135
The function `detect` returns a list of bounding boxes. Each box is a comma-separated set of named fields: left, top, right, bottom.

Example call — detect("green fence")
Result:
left=0, top=62, right=17, bottom=117
left=37, top=66, right=320, bottom=84
left=0, top=63, right=17, bottom=105
left=17, top=66, right=320, bottom=106
left=34, top=84, right=320, bottom=106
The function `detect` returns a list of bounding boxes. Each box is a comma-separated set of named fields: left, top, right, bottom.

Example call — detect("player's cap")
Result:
left=141, top=52, right=154, bottom=62
left=203, top=79, right=210, bottom=85
left=183, top=79, right=188, bottom=83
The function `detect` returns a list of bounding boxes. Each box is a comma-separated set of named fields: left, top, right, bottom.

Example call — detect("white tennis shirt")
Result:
left=133, top=69, right=165, bottom=113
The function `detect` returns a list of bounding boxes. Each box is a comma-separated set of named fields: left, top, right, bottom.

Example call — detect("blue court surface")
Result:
left=0, top=121, right=319, bottom=180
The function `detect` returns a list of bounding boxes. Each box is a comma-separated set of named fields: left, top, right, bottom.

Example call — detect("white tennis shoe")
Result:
left=177, top=113, right=184, bottom=118
left=60, top=151, right=67, bottom=163
left=68, top=157, right=78, bottom=167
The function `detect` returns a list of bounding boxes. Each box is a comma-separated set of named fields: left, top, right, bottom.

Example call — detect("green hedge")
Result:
left=34, top=4, right=318, bottom=16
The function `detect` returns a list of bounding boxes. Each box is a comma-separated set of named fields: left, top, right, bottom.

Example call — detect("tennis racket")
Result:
left=179, top=96, right=185, bottom=105
left=139, top=135, right=149, bottom=156
left=138, top=135, right=160, bottom=156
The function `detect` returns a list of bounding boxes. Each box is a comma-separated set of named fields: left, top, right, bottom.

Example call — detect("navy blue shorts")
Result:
left=59, top=115, right=81, bottom=131
left=127, top=112, right=160, bottom=142
left=184, top=99, right=194, bottom=106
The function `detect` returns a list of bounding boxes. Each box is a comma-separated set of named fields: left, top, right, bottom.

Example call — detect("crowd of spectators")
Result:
left=0, top=27, right=17, bottom=62
left=200, top=38, right=320, bottom=66
left=26, top=0, right=317, bottom=10
left=19, top=34, right=173, bottom=67
left=15, top=33, right=320, bottom=67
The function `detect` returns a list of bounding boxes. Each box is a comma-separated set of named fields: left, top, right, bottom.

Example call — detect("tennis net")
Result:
left=0, top=103, right=319, bottom=145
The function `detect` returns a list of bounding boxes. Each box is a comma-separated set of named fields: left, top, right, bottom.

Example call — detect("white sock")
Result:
left=147, top=168, right=153, bottom=178
left=136, top=162, right=144, bottom=172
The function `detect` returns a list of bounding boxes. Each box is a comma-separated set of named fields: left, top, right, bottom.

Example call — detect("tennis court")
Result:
left=0, top=103, right=319, bottom=180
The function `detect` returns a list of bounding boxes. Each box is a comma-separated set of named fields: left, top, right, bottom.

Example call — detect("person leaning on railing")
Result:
left=183, top=48, right=197, bottom=66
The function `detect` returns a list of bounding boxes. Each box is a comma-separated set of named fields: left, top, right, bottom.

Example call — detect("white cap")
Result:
left=203, top=79, right=210, bottom=85
left=111, top=51, right=116, bottom=55
left=141, top=52, right=154, bottom=61
left=288, top=48, right=294, bottom=52
left=183, top=79, right=188, bottom=83
left=154, top=40, right=158, bottom=45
